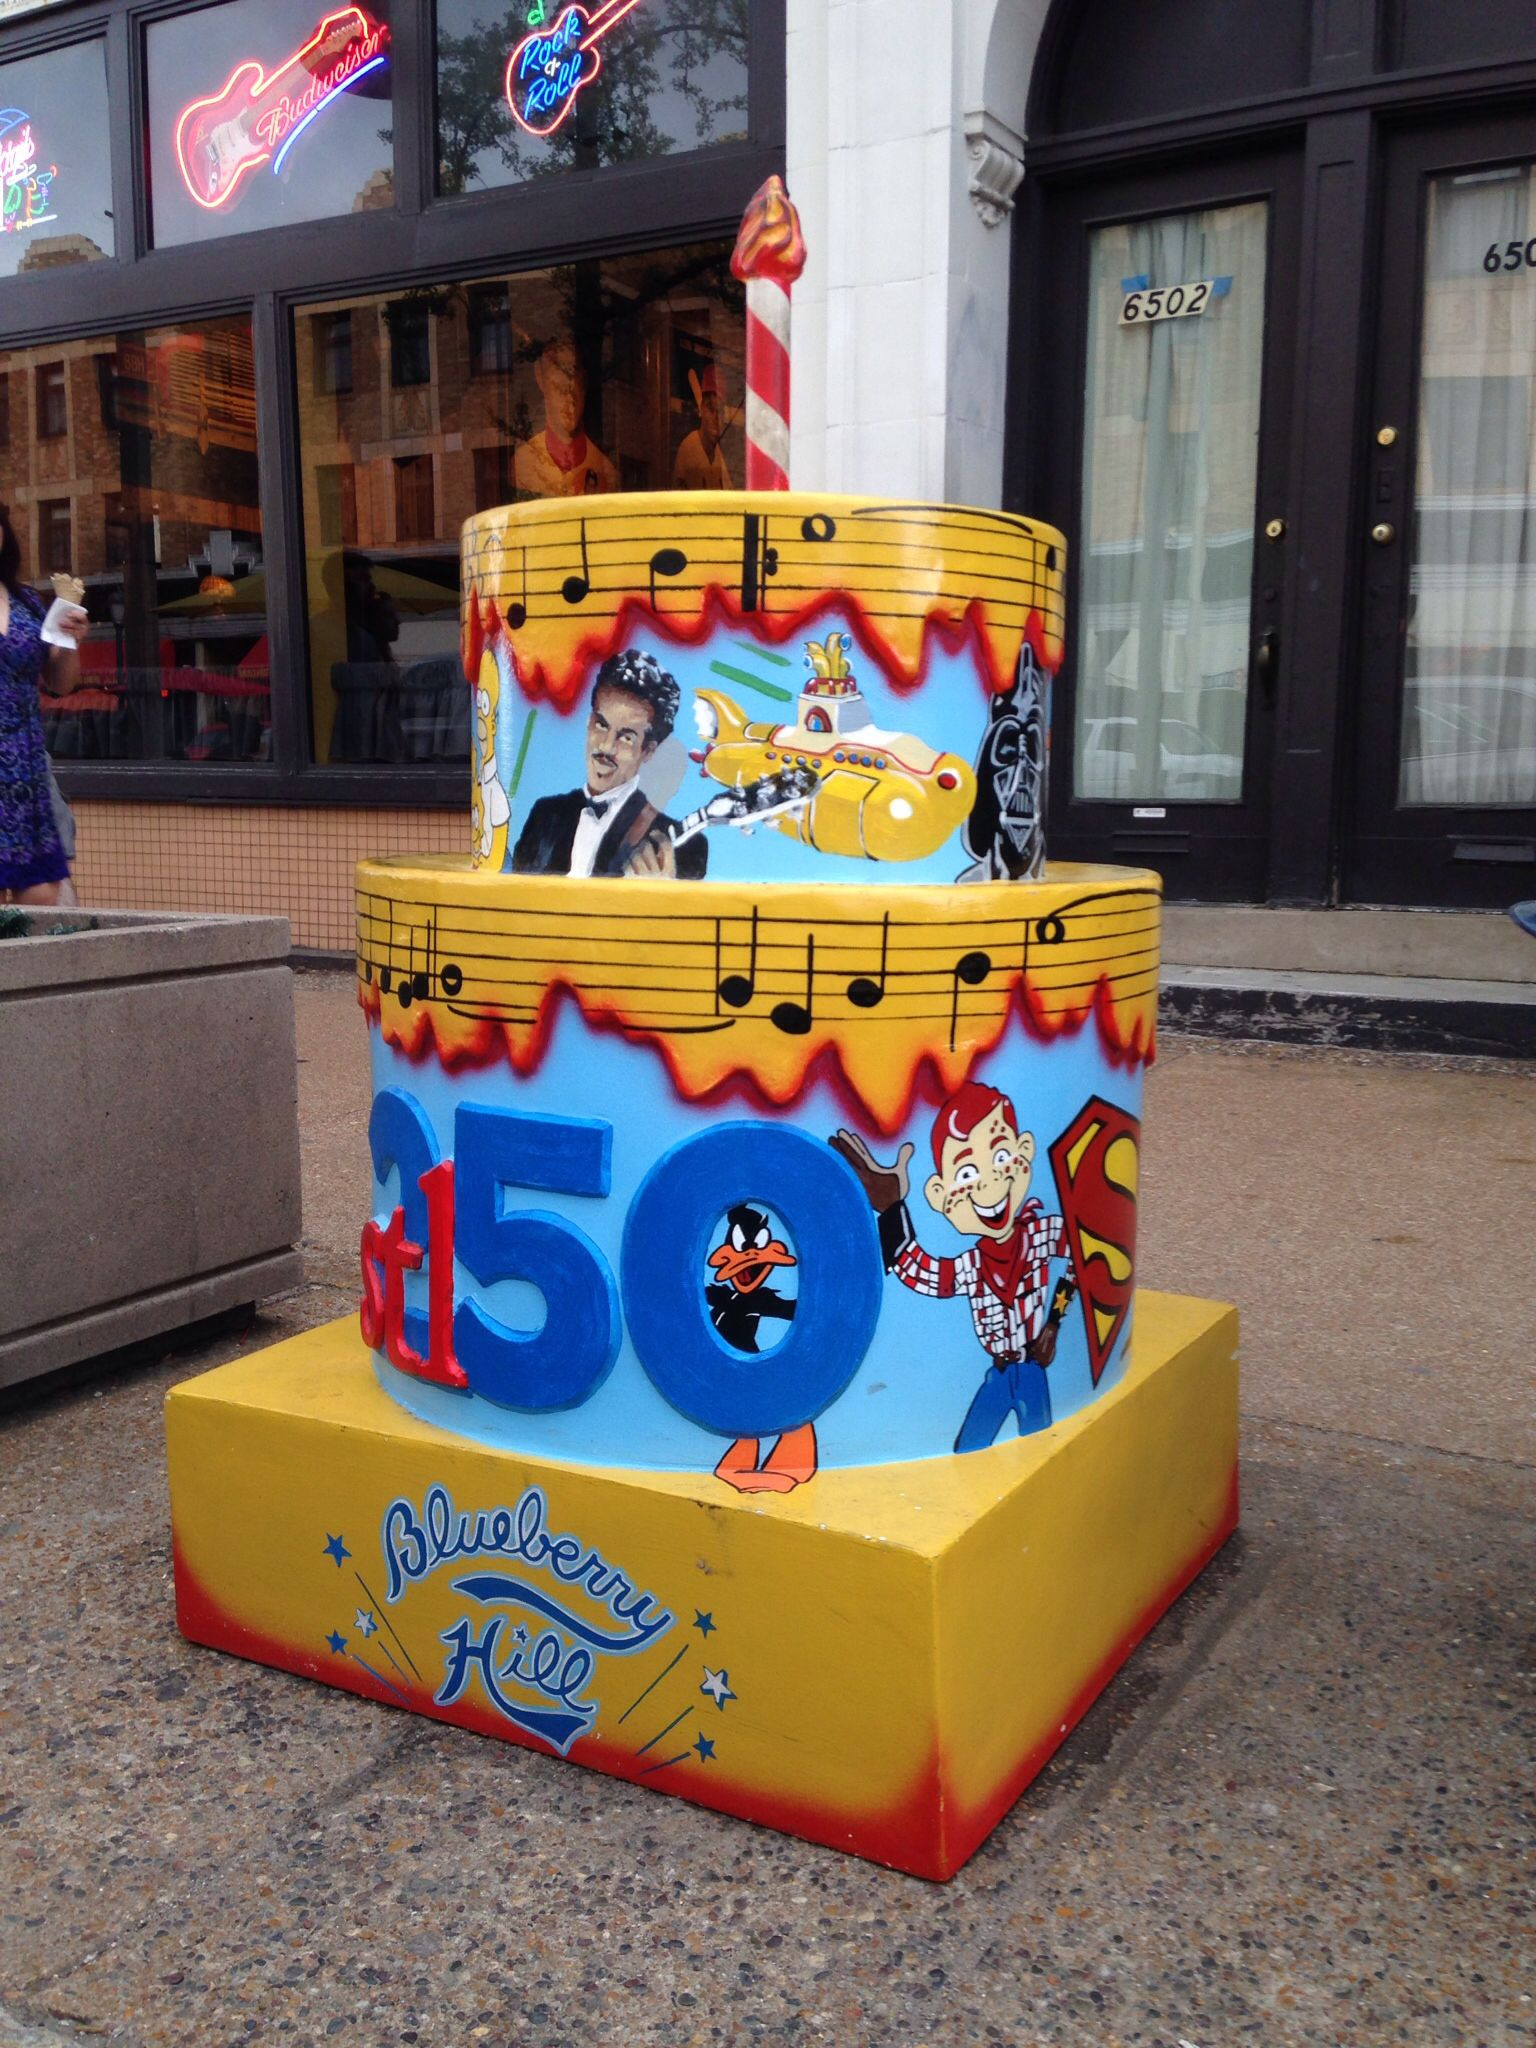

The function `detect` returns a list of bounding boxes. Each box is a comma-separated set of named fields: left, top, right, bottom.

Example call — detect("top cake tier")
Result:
left=462, top=492, right=1067, bottom=889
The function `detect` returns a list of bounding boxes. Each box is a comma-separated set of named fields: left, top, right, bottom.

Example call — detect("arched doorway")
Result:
left=1011, top=0, right=1536, bottom=906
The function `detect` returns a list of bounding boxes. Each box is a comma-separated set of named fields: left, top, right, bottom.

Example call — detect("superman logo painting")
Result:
left=1047, top=1097, right=1139, bottom=1384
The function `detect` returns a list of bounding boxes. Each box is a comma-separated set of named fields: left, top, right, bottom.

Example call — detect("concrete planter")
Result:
left=0, top=909, right=303, bottom=1394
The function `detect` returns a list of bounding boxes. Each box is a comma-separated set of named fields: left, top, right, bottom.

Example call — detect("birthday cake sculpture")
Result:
left=167, top=182, right=1238, bottom=1880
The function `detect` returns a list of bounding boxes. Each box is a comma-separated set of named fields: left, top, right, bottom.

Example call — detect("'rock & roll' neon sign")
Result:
left=173, top=6, right=389, bottom=212
left=504, top=0, right=645, bottom=138
left=0, top=107, right=56, bottom=236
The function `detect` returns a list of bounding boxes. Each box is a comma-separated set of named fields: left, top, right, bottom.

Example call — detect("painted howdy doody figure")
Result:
left=833, top=1083, right=1077, bottom=1452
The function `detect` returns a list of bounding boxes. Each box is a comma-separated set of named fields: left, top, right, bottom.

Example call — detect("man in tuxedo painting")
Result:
left=511, top=648, right=708, bottom=880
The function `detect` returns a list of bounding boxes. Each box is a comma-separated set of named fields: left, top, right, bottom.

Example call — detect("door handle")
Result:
left=1255, top=628, right=1279, bottom=690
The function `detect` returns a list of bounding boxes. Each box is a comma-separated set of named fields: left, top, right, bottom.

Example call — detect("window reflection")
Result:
left=0, top=317, right=267, bottom=764
left=297, top=242, right=744, bottom=765
left=436, top=0, right=748, bottom=195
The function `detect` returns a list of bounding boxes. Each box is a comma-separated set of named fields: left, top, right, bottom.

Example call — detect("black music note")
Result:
left=948, top=948, right=991, bottom=1051
left=771, top=934, right=815, bottom=1037
left=413, top=911, right=464, bottom=1001
left=846, top=913, right=889, bottom=1010
left=397, top=919, right=418, bottom=1007
left=717, top=908, right=759, bottom=1010
left=1035, top=915, right=1066, bottom=946
left=649, top=546, right=687, bottom=608
left=561, top=519, right=591, bottom=606
left=740, top=513, right=780, bottom=612
left=377, top=897, right=395, bottom=994
left=506, top=546, right=529, bottom=631
left=801, top=512, right=836, bottom=544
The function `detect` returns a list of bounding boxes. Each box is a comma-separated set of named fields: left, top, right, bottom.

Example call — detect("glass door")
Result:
left=1348, top=117, right=1536, bottom=904
left=1035, top=152, right=1301, bottom=899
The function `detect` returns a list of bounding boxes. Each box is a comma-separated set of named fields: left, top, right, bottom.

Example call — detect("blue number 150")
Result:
left=365, top=1092, right=883, bottom=1441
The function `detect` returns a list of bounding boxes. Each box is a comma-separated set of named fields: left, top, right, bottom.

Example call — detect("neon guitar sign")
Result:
left=504, top=0, right=646, bottom=138
left=173, top=7, right=389, bottom=212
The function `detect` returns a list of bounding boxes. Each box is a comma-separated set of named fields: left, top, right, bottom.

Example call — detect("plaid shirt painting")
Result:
left=893, top=1210, right=1073, bottom=1360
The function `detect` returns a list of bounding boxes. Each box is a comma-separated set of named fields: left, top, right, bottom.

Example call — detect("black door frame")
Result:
left=1345, top=108, right=1536, bottom=904
left=1008, top=7, right=1536, bottom=905
left=1021, top=145, right=1304, bottom=903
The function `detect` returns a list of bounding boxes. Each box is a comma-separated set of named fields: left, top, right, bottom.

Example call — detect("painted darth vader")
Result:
left=958, top=643, right=1049, bottom=882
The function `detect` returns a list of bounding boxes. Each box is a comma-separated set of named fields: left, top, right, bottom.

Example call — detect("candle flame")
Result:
left=731, top=175, right=807, bottom=289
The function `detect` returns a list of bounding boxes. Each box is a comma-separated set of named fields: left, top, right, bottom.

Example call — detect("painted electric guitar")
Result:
left=173, top=7, right=389, bottom=212
left=504, top=0, right=646, bottom=138
left=621, top=765, right=820, bottom=870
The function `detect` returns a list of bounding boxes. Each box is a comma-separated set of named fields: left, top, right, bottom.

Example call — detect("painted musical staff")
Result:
left=458, top=493, right=1068, bottom=710
left=356, top=866, right=1160, bottom=1133
left=361, top=905, right=463, bottom=1007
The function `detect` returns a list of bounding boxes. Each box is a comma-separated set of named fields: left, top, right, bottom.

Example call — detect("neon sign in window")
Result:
left=173, top=6, right=389, bottom=212
left=0, top=108, right=56, bottom=236
left=504, top=0, right=646, bottom=137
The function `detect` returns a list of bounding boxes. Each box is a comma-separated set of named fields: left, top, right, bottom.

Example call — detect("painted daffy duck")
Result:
left=706, top=1204, right=814, bottom=1494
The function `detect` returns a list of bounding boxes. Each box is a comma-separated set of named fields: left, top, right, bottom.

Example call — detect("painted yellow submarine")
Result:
left=691, top=634, right=976, bottom=863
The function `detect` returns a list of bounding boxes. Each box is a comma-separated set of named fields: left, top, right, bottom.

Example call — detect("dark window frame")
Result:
left=466, top=281, right=512, bottom=377
left=472, top=440, right=514, bottom=510
left=387, top=298, right=433, bottom=388
left=0, top=0, right=782, bottom=809
left=391, top=450, right=435, bottom=542
left=313, top=310, right=354, bottom=397
left=38, top=495, right=72, bottom=573
left=35, top=359, right=67, bottom=437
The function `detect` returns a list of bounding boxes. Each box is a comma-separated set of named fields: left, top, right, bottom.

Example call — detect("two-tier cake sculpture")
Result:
left=166, top=192, right=1238, bottom=1883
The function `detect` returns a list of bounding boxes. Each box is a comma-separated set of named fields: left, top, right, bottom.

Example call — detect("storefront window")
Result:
left=0, top=316, right=267, bottom=764
left=1075, top=202, right=1267, bottom=802
left=295, top=239, right=744, bottom=765
left=0, top=39, right=112, bottom=278
left=1401, top=166, right=1536, bottom=807
left=146, top=0, right=394, bottom=249
left=435, top=0, right=748, bottom=196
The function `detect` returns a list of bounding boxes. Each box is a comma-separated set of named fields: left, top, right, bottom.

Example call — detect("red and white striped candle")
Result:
left=730, top=175, right=807, bottom=492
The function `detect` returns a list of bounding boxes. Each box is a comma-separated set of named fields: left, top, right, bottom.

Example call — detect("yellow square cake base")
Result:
left=167, top=1292, right=1238, bottom=1880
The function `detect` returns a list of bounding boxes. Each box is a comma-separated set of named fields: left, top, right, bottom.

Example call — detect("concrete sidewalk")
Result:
left=1, top=973, right=1531, bottom=2047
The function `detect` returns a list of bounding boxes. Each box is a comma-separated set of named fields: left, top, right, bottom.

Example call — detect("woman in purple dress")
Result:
left=0, top=508, right=86, bottom=905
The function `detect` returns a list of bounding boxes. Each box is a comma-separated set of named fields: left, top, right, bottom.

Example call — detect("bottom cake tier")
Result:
left=353, top=860, right=1161, bottom=1480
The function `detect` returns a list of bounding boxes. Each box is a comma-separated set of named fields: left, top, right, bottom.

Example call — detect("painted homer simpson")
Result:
left=832, top=1081, right=1077, bottom=1451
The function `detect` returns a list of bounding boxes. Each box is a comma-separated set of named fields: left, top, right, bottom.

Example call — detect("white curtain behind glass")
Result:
left=1404, top=168, right=1536, bottom=806
left=1075, top=202, right=1268, bottom=803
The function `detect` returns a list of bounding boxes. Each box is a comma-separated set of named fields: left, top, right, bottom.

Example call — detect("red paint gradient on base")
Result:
left=171, top=1536, right=949, bottom=1875
left=171, top=1464, right=1235, bottom=1881
left=942, top=1459, right=1241, bottom=1873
